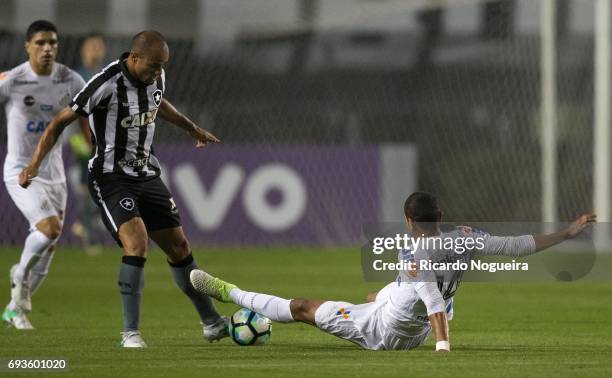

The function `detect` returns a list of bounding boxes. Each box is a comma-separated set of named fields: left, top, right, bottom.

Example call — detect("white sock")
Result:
left=229, top=288, right=294, bottom=323
left=30, top=248, right=55, bottom=295
left=13, top=230, right=55, bottom=283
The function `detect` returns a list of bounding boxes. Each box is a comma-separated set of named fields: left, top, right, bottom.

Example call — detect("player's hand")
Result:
left=19, top=165, right=38, bottom=188
left=190, top=127, right=220, bottom=148
left=565, top=213, right=597, bottom=239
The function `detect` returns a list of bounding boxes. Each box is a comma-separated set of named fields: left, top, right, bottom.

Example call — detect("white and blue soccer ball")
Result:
left=228, top=308, right=272, bottom=346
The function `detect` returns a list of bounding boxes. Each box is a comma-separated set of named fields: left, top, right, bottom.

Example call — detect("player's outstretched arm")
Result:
left=429, top=311, right=450, bottom=352
left=533, top=213, right=597, bottom=251
left=478, top=213, right=597, bottom=257
left=157, top=98, right=220, bottom=148
left=19, top=106, right=79, bottom=188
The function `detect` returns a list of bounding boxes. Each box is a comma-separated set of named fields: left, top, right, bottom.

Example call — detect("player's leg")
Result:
left=11, top=216, right=62, bottom=301
left=228, top=287, right=325, bottom=325
left=3, top=180, right=63, bottom=329
left=29, top=182, right=68, bottom=296
left=29, top=244, right=56, bottom=295
left=26, top=217, right=61, bottom=296
left=113, top=217, right=149, bottom=348
left=189, top=269, right=325, bottom=325
left=289, top=299, right=327, bottom=325
left=88, top=176, right=148, bottom=347
left=3, top=216, right=61, bottom=329
left=141, top=176, right=226, bottom=341
left=116, top=218, right=149, bottom=345
left=70, top=162, right=92, bottom=247
left=149, top=226, right=226, bottom=341
left=190, top=270, right=377, bottom=349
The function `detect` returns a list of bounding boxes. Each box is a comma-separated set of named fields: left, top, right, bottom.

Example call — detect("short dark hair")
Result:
left=403, top=192, right=441, bottom=230
left=131, top=30, right=167, bottom=53
left=26, top=20, right=57, bottom=41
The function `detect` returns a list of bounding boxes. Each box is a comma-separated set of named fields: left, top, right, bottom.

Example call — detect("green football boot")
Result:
left=189, top=270, right=236, bottom=303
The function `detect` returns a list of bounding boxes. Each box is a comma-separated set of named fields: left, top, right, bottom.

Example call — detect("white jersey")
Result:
left=0, top=62, right=86, bottom=184
left=313, top=228, right=536, bottom=350
left=392, top=227, right=536, bottom=328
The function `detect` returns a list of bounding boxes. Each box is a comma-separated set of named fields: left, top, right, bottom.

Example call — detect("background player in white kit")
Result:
left=190, top=192, right=596, bottom=351
left=0, top=20, right=88, bottom=329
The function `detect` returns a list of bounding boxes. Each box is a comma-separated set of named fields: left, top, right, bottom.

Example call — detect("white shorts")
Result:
left=5, top=179, right=67, bottom=229
left=314, top=288, right=431, bottom=351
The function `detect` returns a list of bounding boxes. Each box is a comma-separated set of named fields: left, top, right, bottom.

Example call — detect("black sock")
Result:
left=168, top=253, right=221, bottom=325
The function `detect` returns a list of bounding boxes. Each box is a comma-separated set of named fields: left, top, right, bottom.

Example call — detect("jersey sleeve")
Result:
left=455, top=225, right=536, bottom=257
left=70, top=79, right=111, bottom=116
left=69, top=61, right=119, bottom=116
left=403, top=247, right=446, bottom=315
left=477, top=234, right=536, bottom=257
left=0, top=70, right=11, bottom=101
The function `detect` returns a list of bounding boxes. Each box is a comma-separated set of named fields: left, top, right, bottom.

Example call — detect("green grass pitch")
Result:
left=0, top=246, right=611, bottom=377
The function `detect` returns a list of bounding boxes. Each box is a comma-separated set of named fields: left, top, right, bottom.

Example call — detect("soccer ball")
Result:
left=228, top=308, right=272, bottom=346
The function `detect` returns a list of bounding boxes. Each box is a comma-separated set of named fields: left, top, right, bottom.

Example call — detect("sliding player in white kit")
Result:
left=1, top=20, right=87, bottom=329
left=190, top=192, right=596, bottom=351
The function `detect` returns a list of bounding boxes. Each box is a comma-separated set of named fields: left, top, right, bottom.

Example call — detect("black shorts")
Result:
left=87, top=173, right=181, bottom=246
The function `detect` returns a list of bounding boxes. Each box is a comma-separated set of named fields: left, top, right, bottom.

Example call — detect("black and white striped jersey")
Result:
left=70, top=53, right=165, bottom=179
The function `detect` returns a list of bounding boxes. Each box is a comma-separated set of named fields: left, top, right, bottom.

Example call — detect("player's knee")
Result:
left=290, top=299, right=311, bottom=319
left=175, top=237, right=190, bottom=256
left=37, top=217, right=63, bottom=240
left=122, top=235, right=148, bottom=257
left=47, top=223, right=62, bottom=240
left=126, top=243, right=147, bottom=257
left=166, top=237, right=191, bottom=261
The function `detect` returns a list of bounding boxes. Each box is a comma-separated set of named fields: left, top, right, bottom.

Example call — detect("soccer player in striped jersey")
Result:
left=19, top=30, right=225, bottom=347
left=190, top=192, right=595, bottom=351
left=1, top=20, right=88, bottom=329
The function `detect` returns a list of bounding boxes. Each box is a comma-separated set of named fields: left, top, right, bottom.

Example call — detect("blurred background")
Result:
left=0, top=0, right=608, bottom=247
